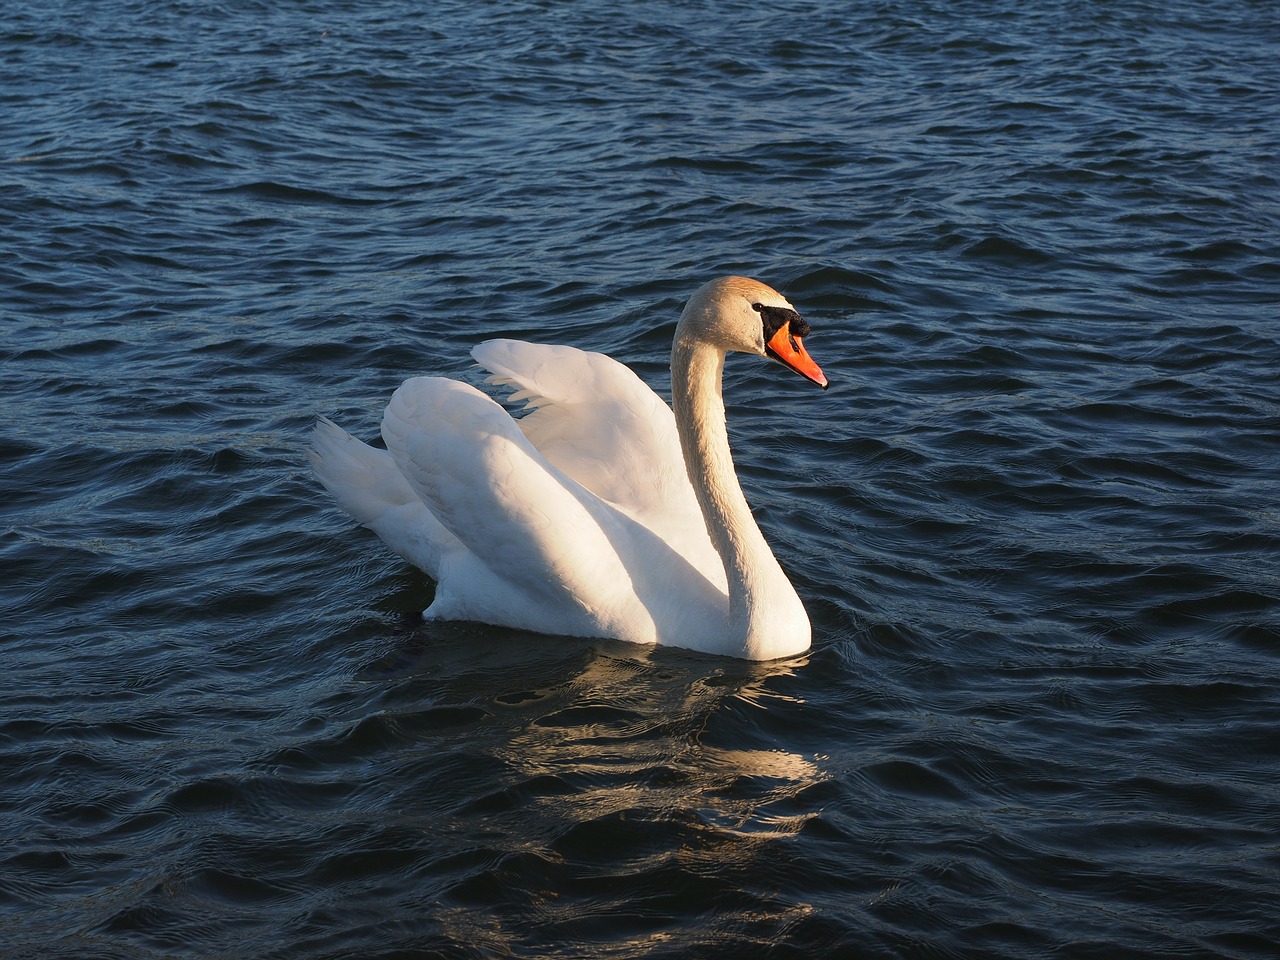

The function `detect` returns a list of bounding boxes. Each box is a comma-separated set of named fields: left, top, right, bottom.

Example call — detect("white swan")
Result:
left=310, top=276, right=828, bottom=660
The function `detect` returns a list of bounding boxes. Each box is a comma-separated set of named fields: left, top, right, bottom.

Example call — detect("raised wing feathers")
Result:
left=471, top=339, right=693, bottom=519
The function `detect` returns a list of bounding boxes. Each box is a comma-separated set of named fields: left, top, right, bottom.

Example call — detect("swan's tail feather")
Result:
left=309, top=417, right=458, bottom=577
left=309, top=418, right=407, bottom=524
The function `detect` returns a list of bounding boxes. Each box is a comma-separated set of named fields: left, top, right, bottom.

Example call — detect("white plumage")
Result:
left=310, top=276, right=828, bottom=660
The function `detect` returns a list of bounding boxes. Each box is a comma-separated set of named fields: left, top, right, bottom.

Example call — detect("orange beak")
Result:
left=766, top=323, right=829, bottom=389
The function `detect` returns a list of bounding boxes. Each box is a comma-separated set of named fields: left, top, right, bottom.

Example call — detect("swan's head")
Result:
left=678, top=276, right=829, bottom=389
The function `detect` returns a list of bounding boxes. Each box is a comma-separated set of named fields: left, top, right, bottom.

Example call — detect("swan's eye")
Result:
left=751, top=303, right=763, bottom=313
left=756, top=303, right=805, bottom=341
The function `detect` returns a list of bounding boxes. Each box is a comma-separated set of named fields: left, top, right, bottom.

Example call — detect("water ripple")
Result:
left=3, top=0, right=1280, bottom=957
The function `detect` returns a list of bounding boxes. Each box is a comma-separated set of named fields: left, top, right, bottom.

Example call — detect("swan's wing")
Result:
left=471, top=340, right=693, bottom=519
left=309, top=417, right=460, bottom=578
left=379, top=375, right=637, bottom=630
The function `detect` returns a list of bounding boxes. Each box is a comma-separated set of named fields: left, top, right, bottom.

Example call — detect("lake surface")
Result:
left=3, top=1, right=1279, bottom=957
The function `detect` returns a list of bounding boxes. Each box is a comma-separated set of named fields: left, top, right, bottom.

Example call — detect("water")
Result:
left=3, top=0, right=1279, bottom=956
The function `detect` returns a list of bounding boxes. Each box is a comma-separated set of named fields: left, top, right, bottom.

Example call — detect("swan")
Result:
left=310, top=276, right=828, bottom=660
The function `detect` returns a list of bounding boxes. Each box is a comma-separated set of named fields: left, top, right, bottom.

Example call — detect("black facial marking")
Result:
left=753, top=303, right=811, bottom=340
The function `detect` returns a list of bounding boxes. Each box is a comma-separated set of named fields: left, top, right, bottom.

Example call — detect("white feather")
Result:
left=311, top=276, right=826, bottom=659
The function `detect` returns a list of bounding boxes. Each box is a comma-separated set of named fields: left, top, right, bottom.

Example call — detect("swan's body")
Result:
left=310, top=276, right=827, bottom=660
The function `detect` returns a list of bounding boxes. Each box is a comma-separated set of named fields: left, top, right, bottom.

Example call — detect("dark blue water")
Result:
left=3, top=1, right=1279, bottom=956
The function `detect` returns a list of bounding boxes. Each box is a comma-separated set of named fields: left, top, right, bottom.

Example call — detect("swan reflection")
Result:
left=355, top=627, right=831, bottom=947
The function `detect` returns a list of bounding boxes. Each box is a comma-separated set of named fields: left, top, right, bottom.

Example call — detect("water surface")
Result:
left=2, top=1, right=1279, bottom=957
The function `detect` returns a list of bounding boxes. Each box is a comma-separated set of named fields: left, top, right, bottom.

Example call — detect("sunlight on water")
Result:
left=2, top=0, right=1278, bottom=957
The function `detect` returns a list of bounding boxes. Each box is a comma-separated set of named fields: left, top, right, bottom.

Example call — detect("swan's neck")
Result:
left=671, top=338, right=809, bottom=659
